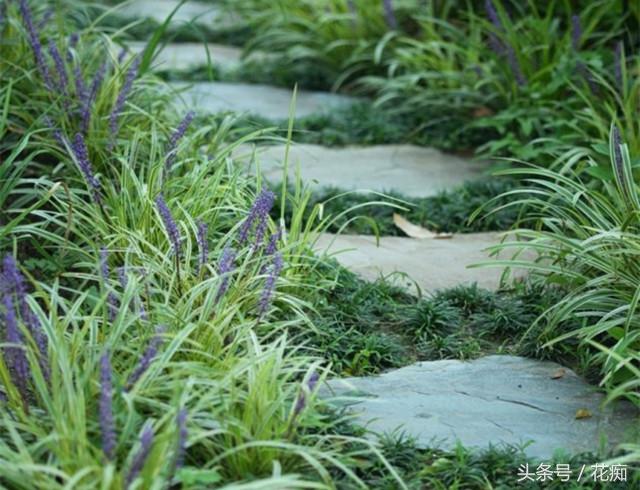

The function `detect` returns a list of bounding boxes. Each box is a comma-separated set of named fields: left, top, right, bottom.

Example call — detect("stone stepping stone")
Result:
left=126, top=41, right=243, bottom=71
left=242, top=144, right=488, bottom=198
left=117, top=0, right=225, bottom=26
left=322, top=355, right=639, bottom=459
left=172, top=82, right=357, bottom=120
left=314, top=232, right=530, bottom=293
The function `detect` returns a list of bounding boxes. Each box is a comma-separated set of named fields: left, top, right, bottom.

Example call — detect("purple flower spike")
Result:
left=125, top=424, right=154, bottom=489
left=506, top=46, right=526, bottom=86
left=71, top=133, right=102, bottom=203
left=99, top=351, right=117, bottom=460
left=175, top=409, right=188, bottom=470
left=382, top=0, right=397, bottom=29
left=18, top=0, right=54, bottom=90
left=2, top=295, right=30, bottom=404
left=571, top=15, right=581, bottom=51
left=155, top=194, right=181, bottom=258
left=125, top=326, right=165, bottom=389
left=237, top=189, right=276, bottom=248
left=109, top=56, right=140, bottom=148
left=165, top=111, right=195, bottom=172
left=485, top=0, right=502, bottom=30
left=99, top=248, right=119, bottom=321
left=265, top=227, right=282, bottom=257
left=3, top=256, right=49, bottom=382
left=258, top=253, right=283, bottom=317
left=293, top=371, right=320, bottom=418
left=196, top=220, right=208, bottom=275
left=48, top=40, right=69, bottom=102
left=73, top=64, right=88, bottom=107
left=215, top=247, right=236, bottom=302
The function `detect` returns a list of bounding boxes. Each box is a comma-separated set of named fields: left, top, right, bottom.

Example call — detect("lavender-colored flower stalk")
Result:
left=48, top=40, right=69, bottom=102
left=37, top=8, right=53, bottom=31
left=155, top=194, right=181, bottom=258
left=196, top=220, right=208, bottom=275
left=3, top=255, right=49, bottom=382
left=73, top=64, right=88, bottom=107
left=99, top=248, right=119, bottom=321
left=71, top=133, right=102, bottom=203
left=125, top=424, right=154, bottom=489
left=18, top=0, right=54, bottom=90
left=293, top=371, right=320, bottom=418
left=237, top=189, right=276, bottom=248
left=3, top=294, right=30, bottom=404
left=125, top=326, right=165, bottom=389
left=614, top=41, right=624, bottom=92
left=165, top=111, right=195, bottom=172
left=382, top=0, right=397, bottom=29
left=109, top=56, right=140, bottom=148
left=265, top=228, right=282, bottom=257
left=506, top=46, right=526, bottom=86
left=99, top=351, right=117, bottom=460
left=485, top=0, right=502, bottom=30
left=117, top=48, right=128, bottom=65
left=258, top=253, right=283, bottom=317
left=215, top=247, right=236, bottom=302
left=571, top=15, right=581, bottom=51
left=174, top=408, right=188, bottom=470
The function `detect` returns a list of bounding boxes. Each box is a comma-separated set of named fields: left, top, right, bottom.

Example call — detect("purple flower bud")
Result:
left=293, top=371, right=320, bottom=418
left=155, top=194, right=181, bottom=258
left=265, top=228, right=282, bottom=257
left=99, top=351, right=117, bottom=460
left=196, top=220, right=208, bottom=275
left=117, top=48, right=128, bottom=65
left=71, top=133, right=102, bottom=203
left=175, top=408, right=187, bottom=470
left=125, top=326, right=165, bottom=389
left=2, top=294, right=30, bottom=404
left=571, top=15, right=581, bottom=51
left=37, top=8, right=53, bottom=31
left=485, top=0, right=502, bottom=30
left=125, top=424, right=154, bottom=489
left=258, top=253, right=283, bottom=317
left=506, top=45, right=526, bottom=86
left=215, top=247, right=236, bottom=302
left=382, top=0, right=397, bottom=29
left=18, top=0, right=54, bottom=91
left=165, top=111, right=195, bottom=172
left=2, top=255, right=49, bottom=381
left=99, top=248, right=119, bottom=321
left=109, top=56, right=140, bottom=148
left=237, top=189, right=276, bottom=248
left=48, top=40, right=69, bottom=104
left=73, top=64, right=88, bottom=107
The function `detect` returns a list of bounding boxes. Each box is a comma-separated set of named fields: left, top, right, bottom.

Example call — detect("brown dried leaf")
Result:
left=551, top=368, right=566, bottom=379
left=392, top=214, right=453, bottom=239
left=575, top=409, right=592, bottom=420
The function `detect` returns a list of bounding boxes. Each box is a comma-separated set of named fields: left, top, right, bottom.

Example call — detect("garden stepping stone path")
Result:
left=322, top=355, right=639, bottom=459
left=118, top=0, right=226, bottom=26
left=173, top=82, right=358, bottom=119
left=126, top=41, right=243, bottom=71
left=314, top=232, right=530, bottom=292
left=241, top=144, right=489, bottom=197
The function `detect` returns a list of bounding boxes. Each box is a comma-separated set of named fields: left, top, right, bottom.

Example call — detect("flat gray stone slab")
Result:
left=322, top=356, right=639, bottom=459
left=314, top=233, right=531, bottom=292
left=172, top=82, right=357, bottom=119
left=117, top=0, right=224, bottom=25
left=126, top=42, right=243, bottom=71
left=242, top=144, right=488, bottom=197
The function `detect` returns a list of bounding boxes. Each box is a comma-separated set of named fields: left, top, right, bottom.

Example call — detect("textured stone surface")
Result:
left=314, top=233, right=530, bottom=293
left=239, top=144, right=489, bottom=197
left=322, top=356, right=639, bottom=459
left=173, top=82, right=357, bottom=119
left=118, top=0, right=224, bottom=25
left=126, top=42, right=243, bottom=71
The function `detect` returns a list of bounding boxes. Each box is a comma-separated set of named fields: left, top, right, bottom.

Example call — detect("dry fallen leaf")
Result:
left=392, top=214, right=453, bottom=239
left=473, top=106, right=494, bottom=118
left=575, top=409, right=592, bottom=420
left=551, top=368, right=566, bottom=379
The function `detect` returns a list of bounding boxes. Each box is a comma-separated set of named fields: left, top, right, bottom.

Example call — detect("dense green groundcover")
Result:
left=2, top=0, right=640, bottom=488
